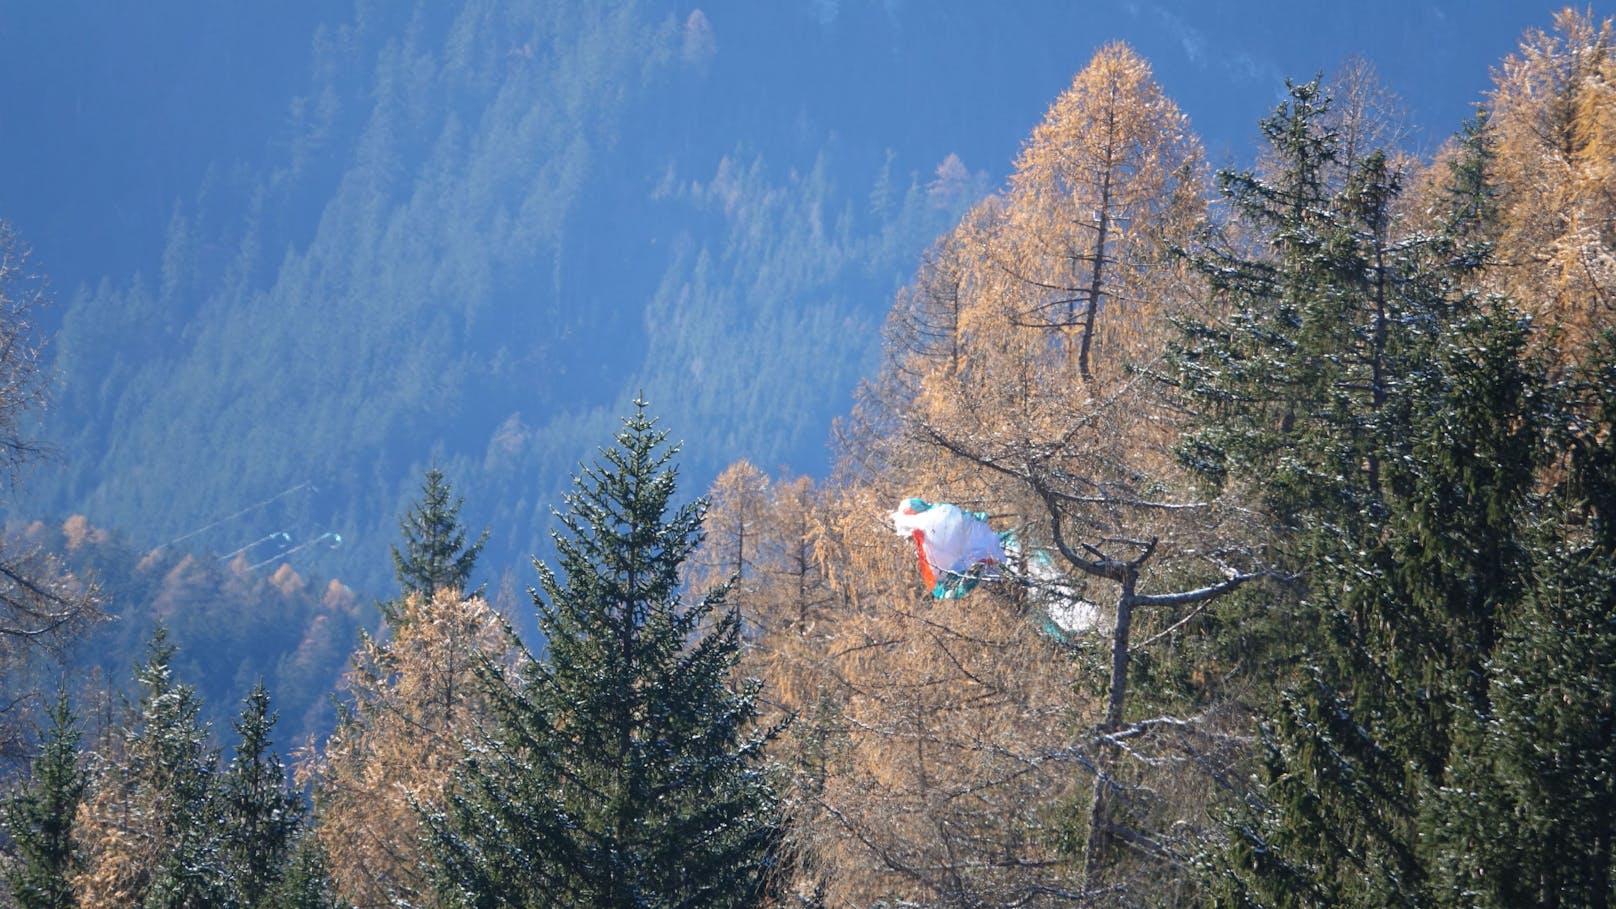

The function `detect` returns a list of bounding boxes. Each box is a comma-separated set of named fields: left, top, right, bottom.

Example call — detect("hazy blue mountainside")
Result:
left=13, top=515, right=366, bottom=749
left=12, top=0, right=983, bottom=604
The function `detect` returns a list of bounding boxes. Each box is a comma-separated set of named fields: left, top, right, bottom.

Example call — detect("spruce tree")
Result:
left=222, top=683, right=306, bottom=908
left=1431, top=545, right=1616, bottom=908
left=138, top=633, right=233, bottom=909
left=1429, top=335, right=1616, bottom=907
left=1177, top=82, right=1545, bottom=907
left=391, top=466, right=488, bottom=599
left=425, top=401, right=787, bottom=908
left=1, top=692, right=86, bottom=909
left=262, top=837, right=348, bottom=909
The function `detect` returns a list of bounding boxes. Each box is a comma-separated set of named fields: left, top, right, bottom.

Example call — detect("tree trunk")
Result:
left=1082, top=569, right=1136, bottom=896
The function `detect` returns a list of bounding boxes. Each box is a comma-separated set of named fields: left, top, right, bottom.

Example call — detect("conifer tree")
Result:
left=824, top=44, right=1257, bottom=906
left=309, top=589, right=511, bottom=908
left=261, top=837, right=347, bottom=909
left=894, top=46, right=1255, bottom=904
left=221, top=683, right=306, bottom=908
left=307, top=468, right=502, bottom=906
left=1431, top=546, right=1616, bottom=908
left=391, top=466, right=488, bottom=599
left=1485, top=9, right=1616, bottom=366
left=1429, top=335, right=1616, bottom=908
left=425, top=401, right=787, bottom=908
left=1, top=692, right=85, bottom=909
left=1177, top=80, right=1546, bottom=907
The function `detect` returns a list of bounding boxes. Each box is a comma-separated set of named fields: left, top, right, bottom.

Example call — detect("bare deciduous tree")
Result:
left=0, top=223, right=101, bottom=764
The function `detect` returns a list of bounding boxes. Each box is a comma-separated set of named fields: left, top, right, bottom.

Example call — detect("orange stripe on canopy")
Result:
left=911, top=529, right=936, bottom=589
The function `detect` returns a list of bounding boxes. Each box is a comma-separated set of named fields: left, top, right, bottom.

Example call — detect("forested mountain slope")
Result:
left=10, top=0, right=978, bottom=599
left=0, top=0, right=1565, bottom=602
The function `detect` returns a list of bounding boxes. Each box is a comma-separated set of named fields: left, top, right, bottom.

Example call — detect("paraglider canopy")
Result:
left=890, top=498, right=1007, bottom=599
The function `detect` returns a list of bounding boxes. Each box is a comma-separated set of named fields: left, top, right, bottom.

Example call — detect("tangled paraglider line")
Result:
left=162, top=482, right=317, bottom=551
left=247, top=531, right=342, bottom=572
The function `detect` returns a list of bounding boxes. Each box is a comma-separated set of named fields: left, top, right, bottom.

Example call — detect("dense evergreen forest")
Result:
left=9, top=0, right=992, bottom=603
left=4, top=4, right=1616, bottom=907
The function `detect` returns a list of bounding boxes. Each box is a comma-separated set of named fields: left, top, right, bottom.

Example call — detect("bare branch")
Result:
left=1133, top=569, right=1265, bottom=609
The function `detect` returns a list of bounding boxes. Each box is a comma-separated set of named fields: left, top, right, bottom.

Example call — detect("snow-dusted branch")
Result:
left=1133, top=568, right=1264, bottom=609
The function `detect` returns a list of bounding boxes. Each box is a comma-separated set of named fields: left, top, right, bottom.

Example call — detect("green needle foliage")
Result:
left=392, top=466, right=489, bottom=600
left=1427, top=334, right=1616, bottom=908
left=1177, top=80, right=1552, bottom=907
left=1, top=693, right=86, bottom=909
left=221, top=683, right=306, bottom=908
left=425, top=400, right=787, bottom=908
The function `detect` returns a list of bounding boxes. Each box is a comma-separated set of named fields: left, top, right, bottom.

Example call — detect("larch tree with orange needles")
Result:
left=801, top=44, right=1271, bottom=907
left=1486, top=7, right=1616, bottom=367
left=304, top=591, right=513, bottom=908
